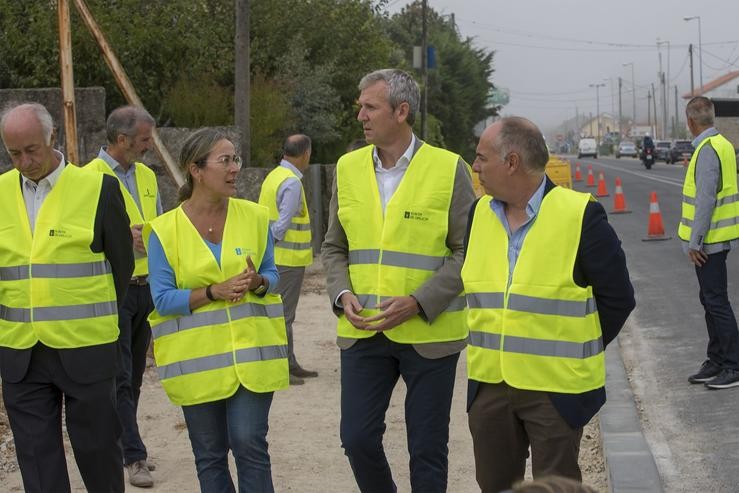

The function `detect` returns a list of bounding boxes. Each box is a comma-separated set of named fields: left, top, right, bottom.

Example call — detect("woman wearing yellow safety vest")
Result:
left=145, top=128, right=288, bottom=492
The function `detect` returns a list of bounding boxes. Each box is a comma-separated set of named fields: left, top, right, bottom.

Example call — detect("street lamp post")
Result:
left=589, top=82, right=606, bottom=146
left=684, top=16, right=703, bottom=90
left=622, top=62, right=636, bottom=123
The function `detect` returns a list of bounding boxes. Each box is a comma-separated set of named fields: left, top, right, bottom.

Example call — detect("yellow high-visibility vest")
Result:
left=335, top=143, right=467, bottom=343
left=463, top=188, right=605, bottom=394
left=678, top=133, right=739, bottom=243
left=145, top=198, right=288, bottom=406
left=258, top=165, right=313, bottom=267
left=0, top=165, right=118, bottom=349
left=86, top=158, right=159, bottom=276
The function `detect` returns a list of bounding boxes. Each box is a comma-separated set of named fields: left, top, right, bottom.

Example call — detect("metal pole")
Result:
left=618, top=77, right=623, bottom=137
left=674, top=85, right=679, bottom=135
left=57, top=0, right=79, bottom=164
left=631, top=64, right=636, bottom=122
left=651, top=83, right=658, bottom=137
left=235, top=0, right=250, bottom=167
left=589, top=83, right=605, bottom=144
left=689, top=43, right=695, bottom=95
left=421, top=0, right=428, bottom=139
left=698, top=17, right=703, bottom=90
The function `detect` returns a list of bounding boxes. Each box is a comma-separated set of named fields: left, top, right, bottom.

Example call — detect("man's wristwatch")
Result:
left=253, top=275, right=268, bottom=295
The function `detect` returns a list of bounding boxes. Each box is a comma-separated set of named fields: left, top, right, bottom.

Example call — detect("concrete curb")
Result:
left=600, top=339, right=663, bottom=492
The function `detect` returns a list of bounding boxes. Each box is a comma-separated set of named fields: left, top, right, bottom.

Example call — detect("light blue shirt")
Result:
left=97, top=147, right=163, bottom=216
left=271, top=159, right=304, bottom=242
left=490, top=177, right=547, bottom=282
left=148, top=229, right=279, bottom=316
left=21, top=150, right=66, bottom=233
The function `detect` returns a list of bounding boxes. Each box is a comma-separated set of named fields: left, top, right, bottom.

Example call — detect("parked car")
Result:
left=666, top=140, right=695, bottom=164
left=577, top=138, right=597, bottom=159
left=615, top=141, right=638, bottom=158
left=655, top=140, right=672, bottom=162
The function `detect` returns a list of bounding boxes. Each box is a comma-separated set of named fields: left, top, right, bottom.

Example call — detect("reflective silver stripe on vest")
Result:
left=681, top=217, right=739, bottom=230
left=468, top=330, right=502, bottom=350
left=33, top=301, right=117, bottom=322
left=0, top=305, right=32, bottom=323
left=0, top=265, right=30, bottom=281
left=684, top=194, right=739, bottom=207
left=277, top=241, right=312, bottom=250
left=355, top=293, right=465, bottom=313
left=503, top=335, right=604, bottom=359
left=32, top=260, right=112, bottom=278
left=507, top=294, right=597, bottom=317
left=349, top=249, right=381, bottom=265
left=288, top=223, right=311, bottom=231
left=231, top=303, right=284, bottom=321
left=466, top=292, right=505, bottom=309
left=381, top=250, right=446, bottom=271
left=158, top=351, right=234, bottom=380
left=235, top=344, right=288, bottom=364
left=152, top=310, right=230, bottom=339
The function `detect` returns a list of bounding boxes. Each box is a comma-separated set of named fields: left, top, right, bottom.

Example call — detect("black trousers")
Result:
left=116, top=283, right=153, bottom=465
left=696, top=250, right=739, bottom=369
left=2, top=344, right=123, bottom=493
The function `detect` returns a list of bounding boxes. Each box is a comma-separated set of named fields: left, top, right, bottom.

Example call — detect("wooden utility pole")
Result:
left=689, top=44, right=695, bottom=95
left=72, top=0, right=184, bottom=186
left=57, top=0, right=79, bottom=164
left=235, top=0, right=250, bottom=167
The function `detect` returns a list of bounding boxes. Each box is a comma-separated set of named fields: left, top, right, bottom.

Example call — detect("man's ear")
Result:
left=507, top=152, right=521, bottom=174
left=395, top=102, right=410, bottom=123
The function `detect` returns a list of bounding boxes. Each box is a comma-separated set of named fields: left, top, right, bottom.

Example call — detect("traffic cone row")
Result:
left=575, top=167, right=670, bottom=241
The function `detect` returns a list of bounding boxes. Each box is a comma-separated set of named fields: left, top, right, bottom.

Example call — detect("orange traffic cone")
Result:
left=642, top=191, right=672, bottom=241
left=574, top=162, right=583, bottom=181
left=586, top=165, right=595, bottom=187
left=610, top=177, right=631, bottom=214
left=596, top=172, right=609, bottom=197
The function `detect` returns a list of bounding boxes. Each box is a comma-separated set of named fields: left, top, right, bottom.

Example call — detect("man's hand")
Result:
left=340, top=292, right=370, bottom=330
left=363, top=296, right=420, bottom=332
left=131, top=224, right=146, bottom=254
left=688, top=248, right=708, bottom=267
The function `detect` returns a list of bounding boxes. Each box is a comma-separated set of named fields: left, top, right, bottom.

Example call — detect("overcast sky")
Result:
left=387, top=0, right=739, bottom=133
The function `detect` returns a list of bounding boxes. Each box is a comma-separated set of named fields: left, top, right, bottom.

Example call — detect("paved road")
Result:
left=570, top=155, right=739, bottom=492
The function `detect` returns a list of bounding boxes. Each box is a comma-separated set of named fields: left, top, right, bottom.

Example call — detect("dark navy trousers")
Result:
left=696, top=250, right=739, bottom=369
left=340, top=334, right=459, bottom=493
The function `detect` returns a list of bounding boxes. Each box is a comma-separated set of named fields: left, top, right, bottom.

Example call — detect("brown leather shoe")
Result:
left=290, top=366, right=318, bottom=378
left=126, top=460, right=154, bottom=488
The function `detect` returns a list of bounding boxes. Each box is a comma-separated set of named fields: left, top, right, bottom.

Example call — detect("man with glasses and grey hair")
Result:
left=322, top=68, right=475, bottom=492
left=0, top=102, right=133, bottom=492
left=681, top=96, right=739, bottom=389
left=87, top=105, right=162, bottom=487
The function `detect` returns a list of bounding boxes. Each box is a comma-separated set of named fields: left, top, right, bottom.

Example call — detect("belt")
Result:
left=130, top=275, right=149, bottom=286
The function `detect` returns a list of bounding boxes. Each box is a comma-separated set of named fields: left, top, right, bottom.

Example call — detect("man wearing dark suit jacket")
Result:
left=321, top=69, right=475, bottom=492
left=0, top=102, right=133, bottom=492
left=463, top=117, right=635, bottom=492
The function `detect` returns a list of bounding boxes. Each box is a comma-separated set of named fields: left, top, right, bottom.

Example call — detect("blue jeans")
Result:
left=182, top=386, right=274, bottom=493
left=340, top=334, right=459, bottom=493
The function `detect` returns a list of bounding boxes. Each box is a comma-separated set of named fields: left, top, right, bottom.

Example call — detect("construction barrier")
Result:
left=545, top=157, right=572, bottom=189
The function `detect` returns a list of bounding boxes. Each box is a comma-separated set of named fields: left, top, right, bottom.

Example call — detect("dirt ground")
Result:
left=0, top=262, right=607, bottom=492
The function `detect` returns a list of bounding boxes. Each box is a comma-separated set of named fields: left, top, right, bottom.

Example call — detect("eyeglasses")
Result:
left=204, top=155, right=243, bottom=169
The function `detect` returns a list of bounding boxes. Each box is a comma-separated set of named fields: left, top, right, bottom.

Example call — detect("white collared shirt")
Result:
left=21, top=150, right=66, bottom=234
left=372, top=134, right=416, bottom=212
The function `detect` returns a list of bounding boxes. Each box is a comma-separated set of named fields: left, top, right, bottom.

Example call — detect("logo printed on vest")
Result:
left=403, top=211, right=428, bottom=221
left=143, top=188, right=155, bottom=198
left=49, top=228, right=71, bottom=238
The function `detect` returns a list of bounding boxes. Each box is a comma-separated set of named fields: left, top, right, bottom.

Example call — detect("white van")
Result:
left=578, top=138, right=597, bottom=159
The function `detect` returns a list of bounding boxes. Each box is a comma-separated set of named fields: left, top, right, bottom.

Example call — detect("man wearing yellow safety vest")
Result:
left=680, top=97, right=739, bottom=390
left=464, top=117, right=634, bottom=492
left=322, top=69, right=475, bottom=492
left=86, top=105, right=162, bottom=487
left=0, top=103, right=134, bottom=492
left=259, top=134, right=318, bottom=386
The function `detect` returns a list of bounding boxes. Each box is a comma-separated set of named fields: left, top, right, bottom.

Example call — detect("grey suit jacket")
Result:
left=321, top=138, right=475, bottom=358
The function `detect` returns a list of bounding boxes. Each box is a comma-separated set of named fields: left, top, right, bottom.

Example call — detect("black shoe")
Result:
left=688, top=360, right=722, bottom=383
left=289, top=374, right=305, bottom=386
left=290, top=366, right=318, bottom=378
left=705, top=369, right=739, bottom=389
